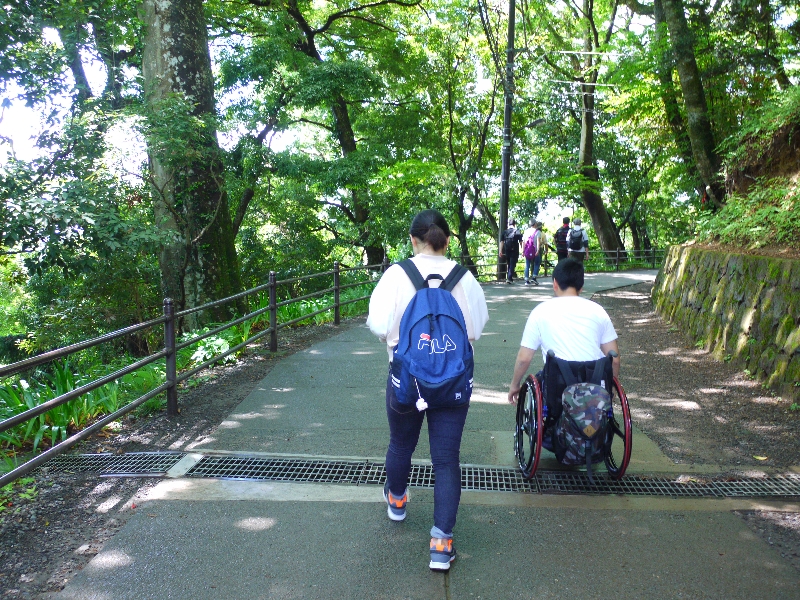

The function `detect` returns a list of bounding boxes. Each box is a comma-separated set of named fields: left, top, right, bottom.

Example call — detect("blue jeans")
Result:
left=384, top=369, right=469, bottom=536
left=533, top=253, right=542, bottom=278
left=524, top=254, right=543, bottom=280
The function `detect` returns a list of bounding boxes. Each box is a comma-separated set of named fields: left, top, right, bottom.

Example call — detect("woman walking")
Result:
left=367, top=209, right=489, bottom=571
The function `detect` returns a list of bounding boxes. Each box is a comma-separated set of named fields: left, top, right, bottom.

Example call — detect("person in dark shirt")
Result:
left=553, top=217, right=571, bottom=263
left=501, top=219, right=522, bottom=283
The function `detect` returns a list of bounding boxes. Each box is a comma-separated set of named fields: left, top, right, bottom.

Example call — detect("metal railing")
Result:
left=0, top=261, right=381, bottom=487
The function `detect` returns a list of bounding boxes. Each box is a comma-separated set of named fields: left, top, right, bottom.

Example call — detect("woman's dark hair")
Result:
left=409, top=209, right=451, bottom=251
left=553, top=258, right=584, bottom=292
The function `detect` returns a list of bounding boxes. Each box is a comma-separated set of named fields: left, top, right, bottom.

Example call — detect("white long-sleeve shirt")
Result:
left=366, top=254, right=489, bottom=361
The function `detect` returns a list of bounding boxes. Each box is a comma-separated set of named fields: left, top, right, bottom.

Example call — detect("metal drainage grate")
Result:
left=42, top=452, right=185, bottom=476
left=463, top=466, right=535, bottom=492
left=35, top=453, right=800, bottom=499
left=186, top=457, right=370, bottom=483
left=537, top=472, right=719, bottom=497
left=711, top=476, right=800, bottom=498
left=185, top=457, right=800, bottom=499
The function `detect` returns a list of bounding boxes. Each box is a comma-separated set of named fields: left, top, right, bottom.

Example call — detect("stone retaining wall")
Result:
left=652, top=246, right=800, bottom=400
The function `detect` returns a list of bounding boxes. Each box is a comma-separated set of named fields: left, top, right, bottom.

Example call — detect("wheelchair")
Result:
left=514, top=349, right=632, bottom=480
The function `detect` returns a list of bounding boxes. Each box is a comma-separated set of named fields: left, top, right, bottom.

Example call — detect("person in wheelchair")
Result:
left=506, top=257, right=620, bottom=409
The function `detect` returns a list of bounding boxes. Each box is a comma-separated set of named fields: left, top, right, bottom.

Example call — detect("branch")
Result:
left=604, top=0, right=619, bottom=46
left=288, top=117, right=335, bottom=133
left=540, top=49, right=577, bottom=81
left=321, top=199, right=357, bottom=222
left=316, top=0, right=422, bottom=34
left=619, top=0, right=653, bottom=15
left=232, top=188, right=254, bottom=238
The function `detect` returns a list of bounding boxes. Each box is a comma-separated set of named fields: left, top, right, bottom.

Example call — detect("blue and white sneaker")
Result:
left=429, top=537, right=456, bottom=571
left=383, top=482, right=408, bottom=522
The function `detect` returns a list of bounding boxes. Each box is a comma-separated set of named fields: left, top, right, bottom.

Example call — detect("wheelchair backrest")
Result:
left=543, top=353, right=613, bottom=419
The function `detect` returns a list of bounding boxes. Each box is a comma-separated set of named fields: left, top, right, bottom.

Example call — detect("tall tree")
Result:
left=527, top=0, right=625, bottom=252
left=660, top=0, right=725, bottom=207
left=141, top=0, right=242, bottom=321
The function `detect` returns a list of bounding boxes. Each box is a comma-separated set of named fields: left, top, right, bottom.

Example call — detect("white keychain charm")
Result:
left=414, top=379, right=428, bottom=411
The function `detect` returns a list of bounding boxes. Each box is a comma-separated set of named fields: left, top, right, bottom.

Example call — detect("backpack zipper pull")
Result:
left=414, top=379, right=428, bottom=411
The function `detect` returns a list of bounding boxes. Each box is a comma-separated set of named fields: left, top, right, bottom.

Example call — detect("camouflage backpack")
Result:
left=551, top=358, right=611, bottom=483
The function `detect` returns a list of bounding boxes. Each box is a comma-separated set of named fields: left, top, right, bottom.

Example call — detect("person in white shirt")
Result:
left=367, top=209, right=489, bottom=572
left=507, top=258, right=620, bottom=405
left=566, top=218, right=589, bottom=263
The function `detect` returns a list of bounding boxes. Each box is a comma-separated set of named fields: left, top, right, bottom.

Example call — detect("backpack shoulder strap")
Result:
left=441, top=264, right=469, bottom=292
left=550, top=355, right=579, bottom=387
left=397, top=259, right=427, bottom=291
left=586, top=357, right=609, bottom=385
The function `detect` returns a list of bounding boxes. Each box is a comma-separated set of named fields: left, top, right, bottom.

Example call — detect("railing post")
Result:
left=333, top=261, right=341, bottom=326
left=615, top=248, right=620, bottom=272
left=651, top=248, right=656, bottom=269
left=382, top=256, right=390, bottom=273
left=269, top=271, right=278, bottom=352
left=163, top=298, right=178, bottom=417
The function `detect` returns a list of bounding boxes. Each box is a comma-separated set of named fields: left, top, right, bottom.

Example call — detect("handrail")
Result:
left=0, top=315, right=168, bottom=379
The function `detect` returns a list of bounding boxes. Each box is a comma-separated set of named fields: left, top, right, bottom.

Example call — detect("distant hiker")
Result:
left=567, top=218, right=589, bottom=263
left=522, top=219, right=538, bottom=285
left=500, top=219, right=522, bottom=283
left=553, top=217, right=571, bottom=263
left=532, top=221, right=547, bottom=283
left=367, top=209, right=489, bottom=572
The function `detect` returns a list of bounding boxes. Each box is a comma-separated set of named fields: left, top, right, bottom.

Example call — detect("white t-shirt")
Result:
left=520, top=295, right=617, bottom=362
left=367, top=254, right=489, bottom=360
left=522, top=226, right=537, bottom=245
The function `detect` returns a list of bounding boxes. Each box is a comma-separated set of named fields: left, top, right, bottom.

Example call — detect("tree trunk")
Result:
left=661, top=0, right=725, bottom=207
left=579, top=84, right=622, bottom=253
left=141, top=0, right=243, bottom=326
left=577, top=1, right=623, bottom=254
left=653, top=0, right=694, bottom=167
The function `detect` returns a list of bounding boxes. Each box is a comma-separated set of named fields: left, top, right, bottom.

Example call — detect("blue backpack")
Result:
left=391, top=260, right=473, bottom=412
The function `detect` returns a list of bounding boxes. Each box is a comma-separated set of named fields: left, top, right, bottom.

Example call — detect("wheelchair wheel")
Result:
left=515, top=374, right=543, bottom=479
left=605, top=377, right=632, bottom=479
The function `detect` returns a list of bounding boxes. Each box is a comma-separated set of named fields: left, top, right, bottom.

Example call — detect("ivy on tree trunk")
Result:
left=141, top=0, right=243, bottom=326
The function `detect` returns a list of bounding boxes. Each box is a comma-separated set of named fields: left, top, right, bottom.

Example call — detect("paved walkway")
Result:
left=54, top=271, right=800, bottom=599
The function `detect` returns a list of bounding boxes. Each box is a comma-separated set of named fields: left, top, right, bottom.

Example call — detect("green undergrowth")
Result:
left=698, top=87, right=800, bottom=249
left=696, top=176, right=800, bottom=249
left=0, top=476, right=37, bottom=524
left=0, top=283, right=374, bottom=469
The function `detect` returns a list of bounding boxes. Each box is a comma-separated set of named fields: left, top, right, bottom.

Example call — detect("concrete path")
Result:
left=55, top=271, right=800, bottom=599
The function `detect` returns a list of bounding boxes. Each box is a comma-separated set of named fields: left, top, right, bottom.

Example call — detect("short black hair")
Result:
left=409, top=209, right=451, bottom=251
left=562, top=217, right=570, bottom=225
left=553, top=258, right=584, bottom=292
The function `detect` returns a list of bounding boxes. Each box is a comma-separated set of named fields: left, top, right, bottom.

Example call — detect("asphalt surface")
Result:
left=53, top=271, right=800, bottom=599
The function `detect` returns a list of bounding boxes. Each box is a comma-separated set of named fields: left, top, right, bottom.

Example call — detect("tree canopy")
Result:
left=1, top=0, right=798, bottom=348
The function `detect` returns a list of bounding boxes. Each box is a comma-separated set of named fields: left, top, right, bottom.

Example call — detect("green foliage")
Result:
left=0, top=478, right=37, bottom=520
left=0, top=362, right=120, bottom=452
left=695, top=177, right=800, bottom=248
left=721, top=86, right=800, bottom=171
